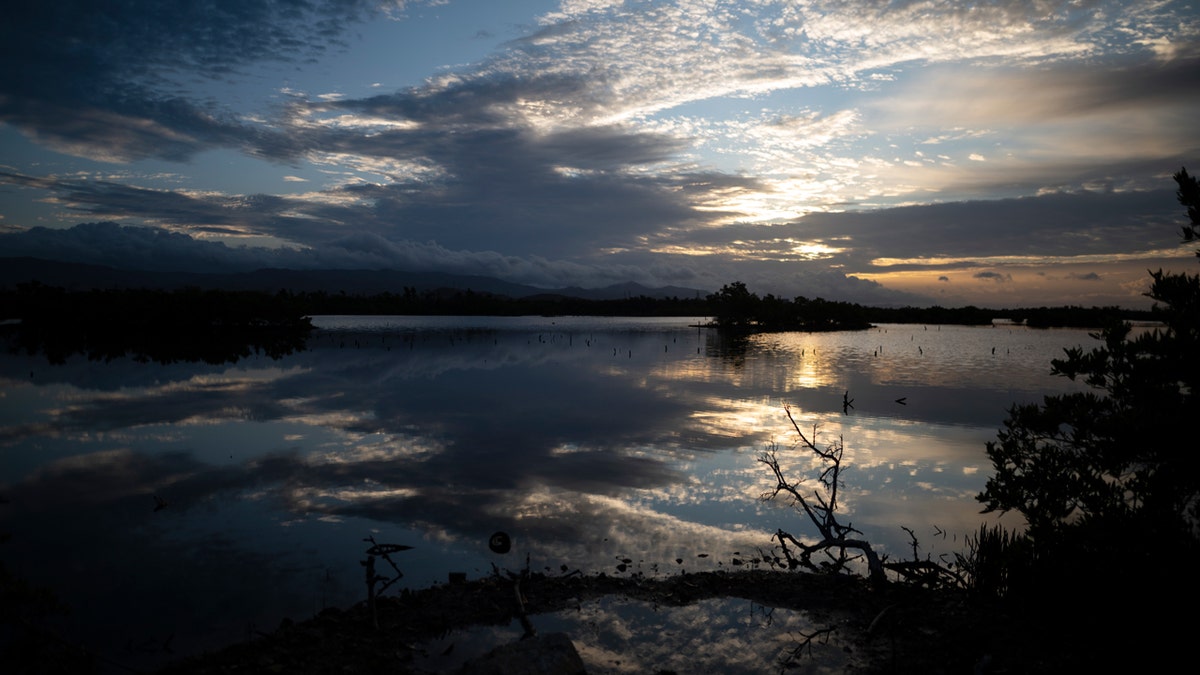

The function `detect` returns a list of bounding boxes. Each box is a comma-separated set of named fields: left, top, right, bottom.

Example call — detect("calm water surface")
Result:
left=0, top=317, right=1101, bottom=672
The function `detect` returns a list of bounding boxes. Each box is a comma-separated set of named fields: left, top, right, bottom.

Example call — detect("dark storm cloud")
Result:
left=0, top=114, right=747, bottom=280
left=0, top=219, right=699, bottom=289
left=330, top=71, right=606, bottom=129
left=319, top=73, right=670, bottom=169
left=1, top=171, right=292, bottom=228
left=884, top=53, right=1200, bottom=126
left=768, top=188, right=1183, bottom=269
left=657, top=186, right=1183, bottom=275
left=0, top=0, right=387, bottom=161
left=274, top=75, right=723, bottom=256
left=317, top=125, right=707, bottom=256
left=0, top=221, right=289, bottom=273
left=1, top=169, right=1182, bottom=304
left=996, top=53, right=1200, bottom=120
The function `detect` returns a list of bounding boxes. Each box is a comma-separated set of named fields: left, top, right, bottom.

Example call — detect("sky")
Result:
left=1, top=0, right=1198, bottom=309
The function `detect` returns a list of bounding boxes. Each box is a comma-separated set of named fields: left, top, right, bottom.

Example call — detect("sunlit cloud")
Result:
left=870, top=247, right=1194, bottom=268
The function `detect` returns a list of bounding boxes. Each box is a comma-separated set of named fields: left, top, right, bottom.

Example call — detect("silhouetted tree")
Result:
left=976, top=167, right=1200, bottom=668
left=980, top=168, right=1199, bottom=541
left=708, top=281, right=760, bottom=329
left=1177, top=167, right=1200, bottom=241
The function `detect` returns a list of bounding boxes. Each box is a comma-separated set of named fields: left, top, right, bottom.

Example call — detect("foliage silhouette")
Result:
left=979, top=167, right=1200, bottom=546
left=975, top=167, right=1200, bottom=669
left=707, top=282, right=875, bottom=332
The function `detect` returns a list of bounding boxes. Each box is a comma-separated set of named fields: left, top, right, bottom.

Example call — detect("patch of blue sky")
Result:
left=284, top=0, right=562, bottom=97
left=133, top=150, right=333, bottom=197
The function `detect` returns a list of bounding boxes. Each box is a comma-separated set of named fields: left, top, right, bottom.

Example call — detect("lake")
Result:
left=0, top=316, right=1101, bottom=672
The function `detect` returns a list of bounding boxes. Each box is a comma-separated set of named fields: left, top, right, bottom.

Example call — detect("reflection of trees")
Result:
left=281, top=288, right=712, bottom=317
left=703, top=328, right=749, bottom=365
left=4, top=323, right=311, bottom=365
left=1, top=284, right=312, bottom=364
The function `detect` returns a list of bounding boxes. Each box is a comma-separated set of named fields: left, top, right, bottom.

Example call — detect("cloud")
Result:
left=863, top=55, right=1200, bottom=195
left=0, top=1, right=432, bottom=162
left=974, top=271, right=1012, bottom=282
left=0, top=221, right=260, bottom=273
left=0, top=221, right=696, bottom=290
left=1, top=169, right=1186, bottom=305
left=2, top=1, right=1197, bottom=309
left=877, top=55, right=1200, bottom=129
left=7, top=0, right=1192, bottom=169
left=525, top=0, right=1174, bottom=124
left=787, top=187, right=1186, bottom=266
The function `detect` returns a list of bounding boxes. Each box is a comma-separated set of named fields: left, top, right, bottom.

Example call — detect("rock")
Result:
left=457, top=632, right=586, bottom=674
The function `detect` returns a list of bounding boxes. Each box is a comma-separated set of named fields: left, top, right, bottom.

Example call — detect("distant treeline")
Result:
left=288, top=285, right=716, bottom=317
left=297, top=284, right=1154, bottom=328
left=703, top=281, right=1157, bottom=332
left=834, top=302, right=1154, bottom=329
left=1, top=282, right=312, bottom=364
left=0, top=281, right=1160, bottom=361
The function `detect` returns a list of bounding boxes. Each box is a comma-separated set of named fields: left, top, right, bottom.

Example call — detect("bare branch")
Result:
left=777, top=625, right=838, bottom=672
left=759, top=407, right=886, bottom=586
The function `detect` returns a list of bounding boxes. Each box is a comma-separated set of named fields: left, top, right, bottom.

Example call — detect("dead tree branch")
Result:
left=882, top=526, right=968, bottom=589
left=759, top=406, right=887, bottom=586
left=777, top=625, right=837, bottom=672
left=361, top=536, right=412, bottom=629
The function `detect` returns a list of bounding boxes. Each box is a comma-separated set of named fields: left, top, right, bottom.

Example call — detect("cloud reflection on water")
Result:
left=0, top=318, right=1094, bottom=665
left=414, top=595, right=856, bottom=675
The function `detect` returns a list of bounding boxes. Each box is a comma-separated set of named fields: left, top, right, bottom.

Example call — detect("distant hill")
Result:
left=0, top=257, right=710, bottom=301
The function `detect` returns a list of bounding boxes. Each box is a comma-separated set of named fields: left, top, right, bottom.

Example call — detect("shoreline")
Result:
left=153, top=568, right=995, bottom=674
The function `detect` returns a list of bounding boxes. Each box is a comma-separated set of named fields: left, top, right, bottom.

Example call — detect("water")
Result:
left=0, top=317, right=1103, bottom=671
